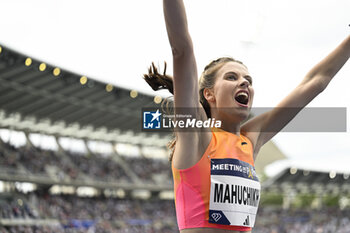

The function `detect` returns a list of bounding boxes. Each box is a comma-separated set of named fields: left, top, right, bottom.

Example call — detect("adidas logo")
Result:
left=243, top=215, right=250, bottom=226
left=211, top=213, right=222, bottom=222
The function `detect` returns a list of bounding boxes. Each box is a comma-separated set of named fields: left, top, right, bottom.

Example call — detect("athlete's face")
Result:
left=206, top=62, right=254, bottom=121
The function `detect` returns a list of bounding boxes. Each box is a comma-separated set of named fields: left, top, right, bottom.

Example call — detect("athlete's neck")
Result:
left=210, top=109, right=246, bottom=135
left=211, top=114, right=241, bottom=135
left=216, top=122, right=241, bottom=135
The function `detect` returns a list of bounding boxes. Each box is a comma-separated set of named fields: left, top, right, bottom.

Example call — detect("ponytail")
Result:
left=143, top=62, right=176, bottom=161
left=143, top=62, right=174, bottom=95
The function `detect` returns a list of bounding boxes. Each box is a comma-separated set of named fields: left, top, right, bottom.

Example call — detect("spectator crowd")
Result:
left=1, top=139, right=350, bottom=233
left=1, top=192, right=350, bottom=233
left=0, top=140, right=171, bottom=185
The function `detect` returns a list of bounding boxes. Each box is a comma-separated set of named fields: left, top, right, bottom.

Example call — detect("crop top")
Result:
left=172, top=128, right=260, bottom=231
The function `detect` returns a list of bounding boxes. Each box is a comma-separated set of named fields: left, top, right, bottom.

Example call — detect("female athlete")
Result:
left=143, top=1, right=350, bottom=232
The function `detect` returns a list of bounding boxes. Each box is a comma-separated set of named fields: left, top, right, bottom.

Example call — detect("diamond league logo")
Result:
left=211, top=213, right=222, bottom=222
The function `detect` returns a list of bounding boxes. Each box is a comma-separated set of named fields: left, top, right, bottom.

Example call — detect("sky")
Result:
left=0, top=0, right=350, bottom=175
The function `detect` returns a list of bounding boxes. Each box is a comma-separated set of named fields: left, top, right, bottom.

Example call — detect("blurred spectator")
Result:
left=66, top=151, right=131, bottom=183
left=122, top=156, right=172, bottom=184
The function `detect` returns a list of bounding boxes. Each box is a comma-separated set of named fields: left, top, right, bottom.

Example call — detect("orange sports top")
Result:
left=172, top=128, right=260, bottom=231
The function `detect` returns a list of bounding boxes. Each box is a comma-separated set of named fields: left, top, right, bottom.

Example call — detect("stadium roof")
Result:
left=0, top=44, right=171, bottom=145
left=263, top=159, right=350, bottom=194
left=263, top=167, right=350, bottom=194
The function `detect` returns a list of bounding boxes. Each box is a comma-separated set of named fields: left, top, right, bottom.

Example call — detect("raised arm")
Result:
left=301, top=34, right=350, bottom=89
left=163, top=0, right=200, bottom=109
left=163, top=0, right=192, bottom=57
left=162, top=1, right=210, bottom=170
left=243, top=34, right=350, bottom=158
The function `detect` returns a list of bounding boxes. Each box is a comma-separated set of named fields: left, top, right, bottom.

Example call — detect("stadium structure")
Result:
left=0, top=44, right=350, bottom=232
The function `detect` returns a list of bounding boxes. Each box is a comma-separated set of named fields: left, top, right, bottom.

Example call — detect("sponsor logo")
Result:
left=243, top=215, right=250, bottom=226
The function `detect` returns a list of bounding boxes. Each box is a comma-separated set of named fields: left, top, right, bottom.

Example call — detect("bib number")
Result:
left=209, top=158, right=260, bottom=227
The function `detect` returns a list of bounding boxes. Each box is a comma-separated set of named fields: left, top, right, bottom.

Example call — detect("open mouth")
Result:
left=234, top=91, right=249, bottom=106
